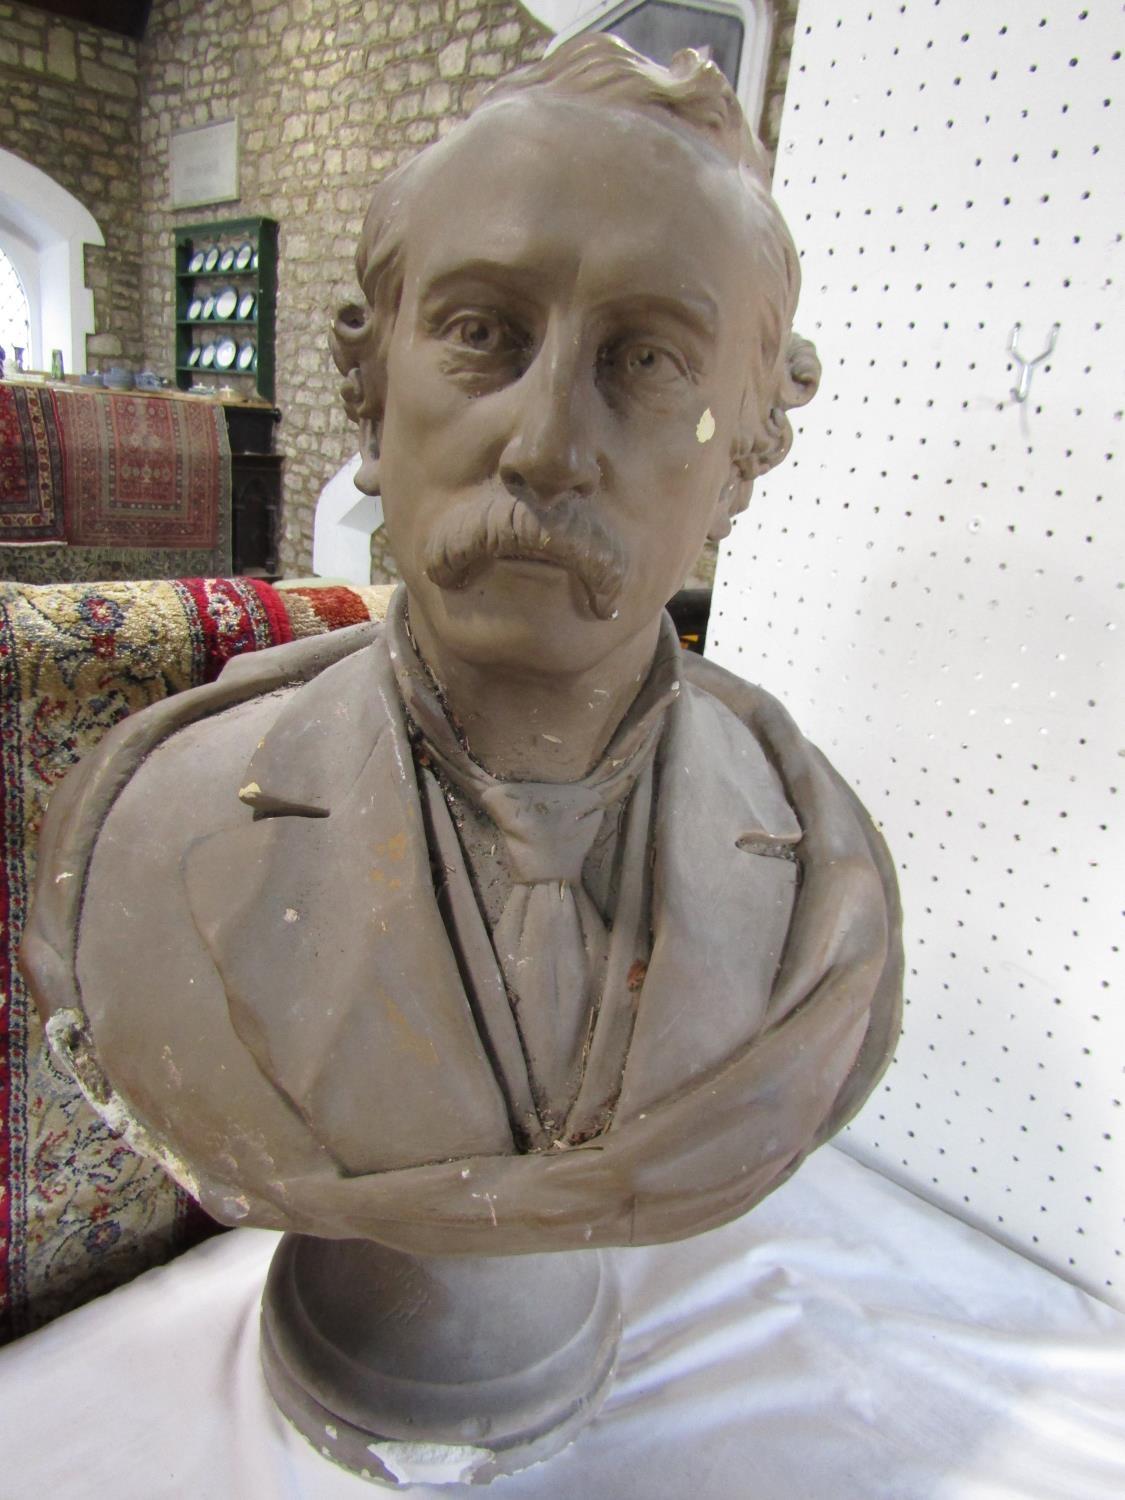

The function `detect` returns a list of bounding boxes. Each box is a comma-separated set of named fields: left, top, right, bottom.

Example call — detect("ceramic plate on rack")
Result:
left=201, top=295, right=216, bottom=320
left=237, top=291, right=256, bottom=320
left=219, top=247, right=236, bottom=272
left=204, top=246, right=221, bottom=272
left=215, top=337, right=237, bottom=370
left=214, top=286, right=239, bottom=320
left=187, top=346, right=202, bottom=367
left=251, top=250, right=259, bottom=271
left=187, top=298, right=204, bottom=320
left=188, top=250, right=206, bottom=274
left=200, top=343, right=216, bottom=368
left=236, top=341, right=257, bottom=372
left=235, top=242, right=254, bottom=271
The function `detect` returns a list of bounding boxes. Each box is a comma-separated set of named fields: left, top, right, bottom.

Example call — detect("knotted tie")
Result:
left=476, top=779, right=613, bottom=1122
left=420, top=738, right=657, bottom=1125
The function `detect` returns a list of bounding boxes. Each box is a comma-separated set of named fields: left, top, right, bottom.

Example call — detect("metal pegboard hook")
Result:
left=1007, top=322, right=1060, bottom=403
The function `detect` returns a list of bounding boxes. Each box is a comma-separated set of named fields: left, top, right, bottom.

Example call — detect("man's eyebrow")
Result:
left=594, top=290, right=720, bottom=342
left=417, top=260, right=545, bottom=304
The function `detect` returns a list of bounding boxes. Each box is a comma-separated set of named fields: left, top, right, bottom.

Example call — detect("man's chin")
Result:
left=409, top=567, right=627, bottom=673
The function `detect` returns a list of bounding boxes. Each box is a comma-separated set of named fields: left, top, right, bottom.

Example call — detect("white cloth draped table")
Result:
left=1, top=1145, right=1122, bottom=1499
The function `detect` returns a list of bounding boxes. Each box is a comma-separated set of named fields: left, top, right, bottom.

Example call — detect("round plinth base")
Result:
left=260, top=1234, right=622, bottom=1488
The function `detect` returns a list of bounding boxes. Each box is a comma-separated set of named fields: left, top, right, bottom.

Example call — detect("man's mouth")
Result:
left=493, top=550, right=568, bottom=569
left=422, top=494, right=626, bottom=621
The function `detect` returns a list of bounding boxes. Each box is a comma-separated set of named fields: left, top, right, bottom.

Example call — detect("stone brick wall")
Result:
left=0, top=1, right=142, bottom=370
left=138, top=0, right=550, bottom=579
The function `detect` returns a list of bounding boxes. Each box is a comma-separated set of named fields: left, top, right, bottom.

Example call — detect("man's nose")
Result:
left=498, top=335, right=601, bottom=507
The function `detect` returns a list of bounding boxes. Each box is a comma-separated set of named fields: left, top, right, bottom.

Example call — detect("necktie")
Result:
left=477, top=779, right=611, bottom=1127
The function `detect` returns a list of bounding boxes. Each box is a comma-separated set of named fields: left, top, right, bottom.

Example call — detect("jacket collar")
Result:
left=239, top=598, right=799, bottom=851
left=235, top=622, right=394, bottom=819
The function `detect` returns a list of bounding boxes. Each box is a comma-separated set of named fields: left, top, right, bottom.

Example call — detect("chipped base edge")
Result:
left=364, top=1439, right=496, bottom=1487
left=260, top=1310, right=619, bottom=1489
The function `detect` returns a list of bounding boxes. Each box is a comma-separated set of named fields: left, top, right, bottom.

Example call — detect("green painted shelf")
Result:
left=173, top=216, right=277, bottom=403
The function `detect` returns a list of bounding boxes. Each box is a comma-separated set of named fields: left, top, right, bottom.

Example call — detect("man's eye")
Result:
left=598, top=340, right=687, bottom=385
left=457, top=317, right=499, bottom=350
left=625, top=346, right=662, bottom=374
left=443, top=314, right=520, bottom=357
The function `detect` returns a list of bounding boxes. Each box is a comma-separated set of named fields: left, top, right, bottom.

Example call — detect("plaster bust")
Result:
left=23, top=38, right=901, bottom=1258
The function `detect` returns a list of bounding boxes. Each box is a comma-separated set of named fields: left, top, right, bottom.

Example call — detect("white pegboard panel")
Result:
left=708, top=0, right=1123, bottom=1304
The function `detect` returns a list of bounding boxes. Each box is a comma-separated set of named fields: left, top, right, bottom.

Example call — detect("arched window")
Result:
left=0, top=246, right=33, bottom=368
left=0, top=149, right=103, bottom=376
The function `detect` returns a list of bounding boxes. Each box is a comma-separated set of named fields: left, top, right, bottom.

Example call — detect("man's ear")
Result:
left=331, top=301, right=386, bottom=496
left=714, top=333, right=822, bottom=540
left=354, top=416, right=381, bottom=497
left=708, top=467, right=751, bottom=543
left=336, top=367, right=381, bottom=496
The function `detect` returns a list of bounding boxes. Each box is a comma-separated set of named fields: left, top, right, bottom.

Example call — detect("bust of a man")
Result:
left=24, top=38, right=901, bottom=1257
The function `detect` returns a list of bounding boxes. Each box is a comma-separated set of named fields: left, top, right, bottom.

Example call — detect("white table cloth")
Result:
left=3, top=1145, right=1123, bottom=1499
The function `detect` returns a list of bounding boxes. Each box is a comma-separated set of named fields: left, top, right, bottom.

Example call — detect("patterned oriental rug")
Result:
left=0, top=578, right=393, bottom=1346
left=0, top=386, right=65, bottom=546
left=53, top=389, right=229, bottom=551
left=0, top=383, right=231, bottom=576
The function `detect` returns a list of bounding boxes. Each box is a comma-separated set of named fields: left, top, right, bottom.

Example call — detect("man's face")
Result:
left=373, top=95, right=766, bottom=676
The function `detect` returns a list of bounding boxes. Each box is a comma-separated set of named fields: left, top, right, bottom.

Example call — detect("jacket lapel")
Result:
left=183, top=633, right=514, bottom=1175
left=616, top=680, right=803, bottom=1120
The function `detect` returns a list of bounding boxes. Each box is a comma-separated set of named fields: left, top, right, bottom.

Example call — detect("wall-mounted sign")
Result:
left=170, top=120, right=239, bottom=209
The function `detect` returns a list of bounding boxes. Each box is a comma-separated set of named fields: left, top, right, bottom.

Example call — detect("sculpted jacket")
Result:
left=22, top=614, right=902, bottom=1255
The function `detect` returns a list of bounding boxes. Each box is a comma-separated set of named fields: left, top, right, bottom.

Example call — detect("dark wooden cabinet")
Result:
left=222, top=401, right=282, bottom=578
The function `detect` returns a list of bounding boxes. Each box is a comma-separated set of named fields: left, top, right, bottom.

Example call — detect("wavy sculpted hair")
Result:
left=330, top=34, right=820, bottom=502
